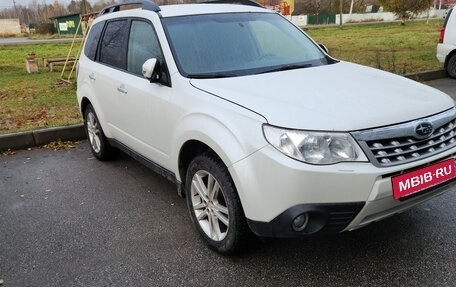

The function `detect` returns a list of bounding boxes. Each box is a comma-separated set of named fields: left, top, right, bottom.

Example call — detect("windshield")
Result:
left=162, top=12, right=331, bottom=78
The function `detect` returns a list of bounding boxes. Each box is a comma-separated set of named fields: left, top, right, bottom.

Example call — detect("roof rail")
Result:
left=202, top=0, right=264, bottom=8
left=99, top=0, right=160, bottom=16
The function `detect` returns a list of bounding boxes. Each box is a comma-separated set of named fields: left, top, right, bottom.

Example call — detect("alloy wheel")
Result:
left=86, top=111, right=101, bottom=154
left=190, top=170, right=229, bottom=241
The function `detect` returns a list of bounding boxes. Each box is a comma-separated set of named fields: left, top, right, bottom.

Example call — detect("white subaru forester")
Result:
left=77, top=0, right=456, bottom=254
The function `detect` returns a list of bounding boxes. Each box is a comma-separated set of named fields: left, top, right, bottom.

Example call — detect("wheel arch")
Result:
left=174, top=112, right=267, bottom=199
left=78, top=94, right=113, bottom=138
left=80, top=97, right=91, bottom=119
left=178, top=140, right=224, bottom=194
left=444, top=49, right=456, bottom=68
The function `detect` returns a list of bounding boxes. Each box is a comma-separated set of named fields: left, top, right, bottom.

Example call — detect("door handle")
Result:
left=117, top=85, right=128, bottom=94
left=89, top=73, right=96, bottom=80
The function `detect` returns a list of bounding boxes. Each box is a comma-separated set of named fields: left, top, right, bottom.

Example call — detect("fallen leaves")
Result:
left=42, top=140, right=76, bottom=151
left=0, top=69, right=82, bottom=134
left=34, top=108, right=47, bottom=121
left=2, top=118, right=18, bottom=131
left=1, top=149, right=16, bottom=156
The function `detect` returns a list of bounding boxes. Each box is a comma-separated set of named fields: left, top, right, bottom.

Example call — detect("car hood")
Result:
left=190, top=62, right=454, bottom=131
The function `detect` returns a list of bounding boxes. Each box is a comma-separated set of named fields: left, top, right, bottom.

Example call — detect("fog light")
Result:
left=292, top=213, right=309, bottom=232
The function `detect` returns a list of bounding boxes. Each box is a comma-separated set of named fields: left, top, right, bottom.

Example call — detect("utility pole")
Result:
left=339, top=0, right=343, bottom=27
left=12, top=0, right=18, bottom=18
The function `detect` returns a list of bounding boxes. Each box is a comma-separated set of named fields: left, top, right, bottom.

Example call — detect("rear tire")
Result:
left=84, top=104, right=118, bottom=161
left=185, top=153, right=253, bottom=254
left=447, top=54, right=456, bottom=79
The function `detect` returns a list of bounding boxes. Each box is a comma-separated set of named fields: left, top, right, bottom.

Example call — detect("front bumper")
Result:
left=229, top=145, right=456, bottom=238
left=247, top=202, right=364, bottom=237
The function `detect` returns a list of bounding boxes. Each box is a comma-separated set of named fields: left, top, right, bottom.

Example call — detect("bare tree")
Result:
left=0, top=0, right=96, bottom=25
left=293, top=0, right=368, bottom=15
left=67, top=0, right=92, bottom=14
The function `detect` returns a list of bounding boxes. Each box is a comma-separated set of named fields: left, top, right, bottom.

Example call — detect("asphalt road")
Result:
left=1, top=78, right=456, bottom=287
left=0, top=37, right=81, bottom=45
left=426, top=77, right=456, bottom=99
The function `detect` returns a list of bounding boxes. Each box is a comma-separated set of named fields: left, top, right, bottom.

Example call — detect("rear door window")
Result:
left=99, top=19, right=129, bottom=69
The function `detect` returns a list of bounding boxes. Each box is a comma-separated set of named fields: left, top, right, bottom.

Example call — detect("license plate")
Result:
left=392, top=158, right=456, bottom=200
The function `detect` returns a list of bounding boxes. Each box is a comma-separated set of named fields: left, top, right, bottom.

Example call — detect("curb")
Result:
left=0, top=124, right=86, bottom=152
left=0, top=71, right=450, bottom=152
left=404, top=69, right=448, bottom=82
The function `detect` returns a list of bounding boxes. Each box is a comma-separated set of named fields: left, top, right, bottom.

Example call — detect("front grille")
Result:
left=352, top=108, right=456, bottom=167
left=367, top=120, right=456, bottom=166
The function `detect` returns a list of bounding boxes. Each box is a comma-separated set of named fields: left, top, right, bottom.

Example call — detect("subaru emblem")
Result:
left=415, top=122, right=433, bottom=138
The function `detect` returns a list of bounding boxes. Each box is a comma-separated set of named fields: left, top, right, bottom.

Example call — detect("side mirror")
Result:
left=142, top=58, right=172, bottom=87
left=142, top=58, right=157, bottom=79
left=318, top=43, right=329, bottom=54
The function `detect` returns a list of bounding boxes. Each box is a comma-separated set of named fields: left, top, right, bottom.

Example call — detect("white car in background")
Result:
left=77, top=0, right=456, bottom=254
left=437, top=7, right=456, bottom=78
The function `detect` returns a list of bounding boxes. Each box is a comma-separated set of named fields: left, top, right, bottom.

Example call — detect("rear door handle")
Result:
left=89, top=73, right=96, bottom=81
left=117, top=85, right=128, bottom=94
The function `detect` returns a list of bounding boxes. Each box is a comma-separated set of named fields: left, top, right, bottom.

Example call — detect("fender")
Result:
left=170, top=103, right=268, bottom=183
left=77, top=64, right=114, bottom=139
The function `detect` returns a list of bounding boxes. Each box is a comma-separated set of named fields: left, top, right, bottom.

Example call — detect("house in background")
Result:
left=0, top=19, right=21, bottom=36
left=50, top=13, right=83, bottom=35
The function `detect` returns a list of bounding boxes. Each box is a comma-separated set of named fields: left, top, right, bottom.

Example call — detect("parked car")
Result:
left=77, top=0, right=456, bottom=254
left=437, top=7, right=456, bottom=78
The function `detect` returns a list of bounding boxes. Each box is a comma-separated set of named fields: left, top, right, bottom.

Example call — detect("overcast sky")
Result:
left=1, top=0, right=97, bottom=9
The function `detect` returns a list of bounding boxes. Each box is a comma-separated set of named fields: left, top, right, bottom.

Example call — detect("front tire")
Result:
left=447, top=54, right=456, bottom=79
left=84, top=104, right=118, bottom=161
left=185, top=153, right=253, bottom=254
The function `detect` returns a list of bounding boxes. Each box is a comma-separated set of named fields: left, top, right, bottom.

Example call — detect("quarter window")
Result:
left=84, top=21, right=104, bottom=61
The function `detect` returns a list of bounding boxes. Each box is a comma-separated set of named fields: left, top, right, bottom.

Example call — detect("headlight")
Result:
left=263, top=125, right=367, bottom=164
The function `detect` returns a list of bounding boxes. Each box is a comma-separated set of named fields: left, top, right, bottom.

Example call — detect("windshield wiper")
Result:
left=257, top=63, right=313, bottom=74
left=188, top=73, right=238, bottom=79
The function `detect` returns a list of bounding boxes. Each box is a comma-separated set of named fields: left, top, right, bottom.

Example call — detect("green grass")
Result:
left=0, top=42, right=81, bottom=134
left=306, top=19, right=444, bottom=74
left=0, top=20, right=446, bottom=134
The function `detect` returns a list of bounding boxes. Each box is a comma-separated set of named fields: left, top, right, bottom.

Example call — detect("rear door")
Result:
left=84, top=16, right=175, bottom=168
left=88, top=19, right=129, bottom=137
